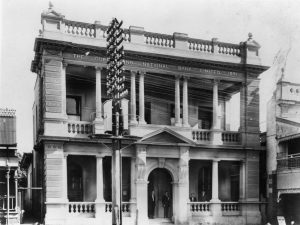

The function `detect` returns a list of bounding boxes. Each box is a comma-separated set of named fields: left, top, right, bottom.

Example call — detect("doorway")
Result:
left=148, top=168, right=173, bottom=219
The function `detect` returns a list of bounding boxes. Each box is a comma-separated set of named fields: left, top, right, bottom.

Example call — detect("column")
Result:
left=139, top=72, right=146, bottom=124
left=239, top=160, right=246, bottom=201
left=62, top=154, right=68, bottom=202
left=95, top=67, right=103, bottom=121
left=211, top=79, right=223, bottom=145
left=211, top=159, right=220, bottom=201
left=175, top=75, right=181, bottom=126
left=14, top=172, right=18, bottom=211
left=61, top=61, right=67, bottom=118
left=212, top=80, right=220, bottom=130
left=93, top=67, right=104, bottom=134
left=182, top=76, right=189, bottom=127
left=210, top=159, right=221, bottom=216
left=6, top=168, right=10, bottom=224
left=130, top=71, right=138, bottom=124
left=96, top=156, right=104, bottom=202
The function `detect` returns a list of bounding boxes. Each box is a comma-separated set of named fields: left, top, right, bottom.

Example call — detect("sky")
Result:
left=1, top=0, right=300, bottom=153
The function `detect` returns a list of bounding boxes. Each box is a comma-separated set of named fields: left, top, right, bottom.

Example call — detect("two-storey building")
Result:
left=30, top=4, right=268, bottom=225
left=266, top=78, right=300, bottom=225
left=0, top=108, right=19, bottom=224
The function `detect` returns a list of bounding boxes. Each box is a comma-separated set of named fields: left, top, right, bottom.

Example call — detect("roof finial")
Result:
left=49, top=1, right=53, bottom=10
left=248, top=32, right=253, bottom=41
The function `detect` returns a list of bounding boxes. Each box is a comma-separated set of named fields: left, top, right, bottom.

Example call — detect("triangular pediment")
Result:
left=138, top=127, right=195, bottom=146
left=276, top=117, right=300, bottom=140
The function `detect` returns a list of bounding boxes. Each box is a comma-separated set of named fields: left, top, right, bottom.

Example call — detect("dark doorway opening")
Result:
left=148, top=168, right=173, bottom=219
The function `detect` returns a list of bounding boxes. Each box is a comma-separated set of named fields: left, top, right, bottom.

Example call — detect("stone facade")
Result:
left=29, top=4, right=268, bottom=225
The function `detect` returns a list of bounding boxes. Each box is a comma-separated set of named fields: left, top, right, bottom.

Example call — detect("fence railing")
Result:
left=277, top=153, right=300, bottom=170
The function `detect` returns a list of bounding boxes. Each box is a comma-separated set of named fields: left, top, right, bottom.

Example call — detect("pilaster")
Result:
left=135, top=145, right=148, bottom=225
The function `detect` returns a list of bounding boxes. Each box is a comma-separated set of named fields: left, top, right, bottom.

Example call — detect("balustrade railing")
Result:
left=188, top=202, right=210, bottom=213
left=105, top=202, right=131, bottom=213
left=0, top=196, right=16, bottom=211
left=221, top=202, right=240, bottom=215
left=65, top=20, right=96, bottom=38
left=144, top=32, right=174, bottom=48
left=68, top=202, right=95, bottom=215
left=67, top=121, right=93, bottom=134
left=188, top=39, right=213, bottom=53
left=277, top=153, right=300, bottom=170
left=192, top=130, right=211, bottom=142
left=217, top=43, right=241, bottom=56
left=222, top=131, right=240, bottom=143
left=47, top=18, right=245, bottom=60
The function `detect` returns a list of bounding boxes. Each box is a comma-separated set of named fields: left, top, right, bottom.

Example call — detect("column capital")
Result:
left=138, top=70, right=146, bottom=76
left=62, top=60, right=68, bottom=67
left=96, top=155, right=105, bottom=159
left=212, top=159, right=220, bottom=162
left=212, top=79, right=220, bottom=84
left=175, top=74, right=181, bottom=79
left=63, top=153, right=69, bottom=158
left=95, top=66, right=104, bottom=71
left=131, top=70, right=138, bottom=76
left=183, top=75, right=189, bottom=80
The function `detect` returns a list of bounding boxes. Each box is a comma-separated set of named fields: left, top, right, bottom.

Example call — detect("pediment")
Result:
left=276, top=117, right=300, bottom=139
left=138, top=127, right=194, bottom=145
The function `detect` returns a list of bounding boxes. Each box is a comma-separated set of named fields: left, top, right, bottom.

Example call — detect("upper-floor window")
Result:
left=67, top=96, right=81, bottom=116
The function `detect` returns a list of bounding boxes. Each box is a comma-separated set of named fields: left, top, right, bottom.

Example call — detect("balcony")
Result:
left=277, top=153, right=300, bottom=190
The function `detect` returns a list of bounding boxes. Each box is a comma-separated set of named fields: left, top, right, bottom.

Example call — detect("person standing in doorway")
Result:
left=149, top=189, right=156, bottom=219
left=162, top=191, right=170, bottom=218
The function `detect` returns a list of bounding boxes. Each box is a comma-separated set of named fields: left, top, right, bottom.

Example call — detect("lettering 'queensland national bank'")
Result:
left=29, top=4, right=269, bottom=225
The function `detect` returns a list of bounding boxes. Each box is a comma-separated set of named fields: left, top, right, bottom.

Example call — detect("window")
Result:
left=67, top=96, right=81, bottom=116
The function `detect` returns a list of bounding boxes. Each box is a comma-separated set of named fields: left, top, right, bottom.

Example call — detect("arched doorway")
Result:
left=148, top=168, right=173, bottom=219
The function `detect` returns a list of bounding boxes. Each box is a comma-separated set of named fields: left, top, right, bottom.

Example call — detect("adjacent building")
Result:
left=266, top=77, right=300, bottom=224
left=30, top=4, right=268, bottom=225
left=0, top=108, right=19, bottom=224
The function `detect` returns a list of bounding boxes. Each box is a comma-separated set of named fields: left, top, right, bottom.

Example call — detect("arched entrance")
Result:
left=148, top=168, right=173, bottom=219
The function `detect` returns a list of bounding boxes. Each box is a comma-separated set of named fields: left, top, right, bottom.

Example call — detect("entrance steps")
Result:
left=149, top=218, right=173, bottom=225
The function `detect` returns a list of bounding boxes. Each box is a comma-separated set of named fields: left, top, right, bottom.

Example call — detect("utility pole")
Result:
left=106, top=17, right=127, bottom=225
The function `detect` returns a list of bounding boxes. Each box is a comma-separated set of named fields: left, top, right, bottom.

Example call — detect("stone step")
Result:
left=148, top=218, right=173, bottom=225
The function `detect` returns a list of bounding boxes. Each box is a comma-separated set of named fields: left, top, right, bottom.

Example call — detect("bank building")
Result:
left=28, top=4, right=269, bottom=225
